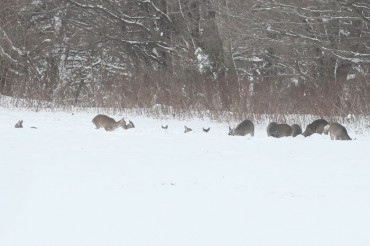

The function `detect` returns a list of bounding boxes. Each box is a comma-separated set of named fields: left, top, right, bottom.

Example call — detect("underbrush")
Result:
left=2, top=70, right=370, bottom=131
left=2, top=93, right=370, bottom=134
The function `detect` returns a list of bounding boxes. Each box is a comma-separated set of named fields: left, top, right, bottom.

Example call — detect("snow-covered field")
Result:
left=1, top=107, right=370, bottom=246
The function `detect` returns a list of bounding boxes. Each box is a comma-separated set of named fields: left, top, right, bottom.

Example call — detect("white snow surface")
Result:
left=1, top=108, right=370, bottom=246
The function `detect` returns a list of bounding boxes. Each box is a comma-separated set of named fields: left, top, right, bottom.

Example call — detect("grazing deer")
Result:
left=184, top=126, right=192, bottom=133
left=269, top=123, right=293, bottom=138
left=92, top=114, right=126, bottom=131
left=203, top=127, right=210, bottom=133
left=229, top=119, right=254, bottom=137
left=15, top=120, right=23, bottom=128
left=302, top=119, right=329, bottom=137
left=267, top=122, right=278, bottom=137
left=161, top=125, right=168, bottom=129
left=329, top=123, right=352, bottom=140
left=291, top=124, right=302, bottom=137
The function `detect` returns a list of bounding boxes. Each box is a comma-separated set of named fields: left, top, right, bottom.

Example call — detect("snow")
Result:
left=347, top=73, right=356, bottom=80
left=195, top=47, right=212, bottom=74
left=1, top=107, right=370, bottom=246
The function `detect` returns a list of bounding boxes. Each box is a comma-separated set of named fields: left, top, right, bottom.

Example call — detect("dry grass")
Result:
left=1, top=70, right=370, bottom=127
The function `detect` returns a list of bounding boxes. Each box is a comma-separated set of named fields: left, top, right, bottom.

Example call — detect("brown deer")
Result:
left=303, top=119, right=330, bottom=137
left=92, top=114, right=134, bottom=131
left=329, top=123, right=352, bottom=140
left=268, top=123, right=293, bottom=138
left=267, top=122, right=278, bottom=137
left=229, top=119, right=254, bottom=137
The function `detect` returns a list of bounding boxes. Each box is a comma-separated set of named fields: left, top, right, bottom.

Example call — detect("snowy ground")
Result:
left=1, top=107, right=370, bottom=246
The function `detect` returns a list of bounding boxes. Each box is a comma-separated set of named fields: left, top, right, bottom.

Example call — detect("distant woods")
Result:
left=1, top=0, right=370, bottom=117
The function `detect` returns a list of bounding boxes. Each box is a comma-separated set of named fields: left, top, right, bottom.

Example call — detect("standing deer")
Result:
left=229, top=119, right=254, bottom=137
left=302, top=119, right=329, bottom=137
left=329, top=123, right=352, bottom=140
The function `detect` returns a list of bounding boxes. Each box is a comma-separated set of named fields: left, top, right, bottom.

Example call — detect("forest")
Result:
left=1, top=0, right=370, bottom=118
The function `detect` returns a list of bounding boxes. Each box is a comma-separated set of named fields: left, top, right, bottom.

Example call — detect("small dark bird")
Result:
left=203, top=127, right=210, bottom=133
left=184, top=126, right=192, bottom=133
left=161, top=125, right=168, bottom=129
left=15, top=120, right=23, bottom=128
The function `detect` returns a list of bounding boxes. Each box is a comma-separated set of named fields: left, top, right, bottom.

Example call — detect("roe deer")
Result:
left=269, top=123, right=293, bottom=138
left=267, top=122, right=278, bottom=136
left=92, top=114, right=126, bottom=131
left=291, top=124, right=302, bottom=137
left=229, top=119, right=254, bottom=137
left=15, top=120, right=23, bottom=128
left=329, top=123, right=352, bottom=140
left=303, top=119, right=329, bottom=137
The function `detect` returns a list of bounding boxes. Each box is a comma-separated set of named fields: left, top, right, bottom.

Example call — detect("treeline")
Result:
left=1, top=0, right=370, bottom=117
